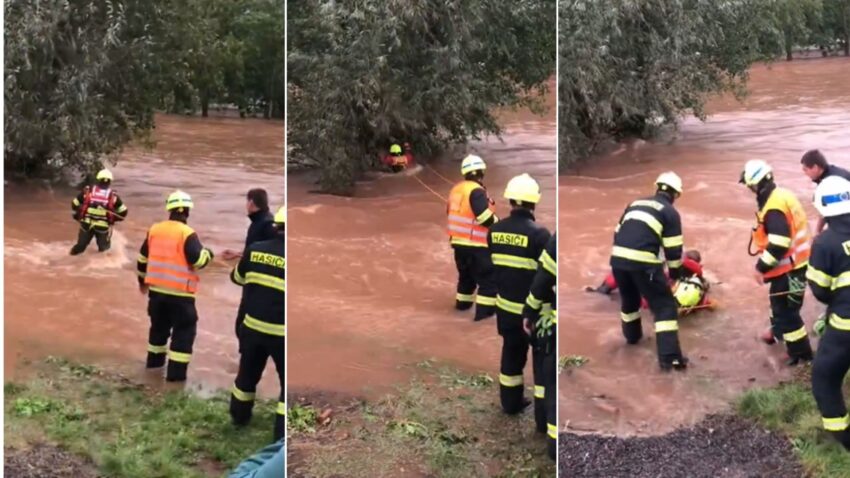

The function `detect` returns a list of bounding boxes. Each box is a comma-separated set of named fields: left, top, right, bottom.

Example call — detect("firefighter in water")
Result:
left=488, top=173, right=551, bottom=414
left=447, top=154, right=499, bottom=321
left=229, top=206, right=286, bottom=441
left=382, top=143, right=410, bottom=173
left=136, top=191, right=214, bottom=381
left=610, top=172, right=688, bottom=371
left=740, top=159, right=814, bottom=365
left=807, top=176, right=850, bottom=451
left=524, top=233, right=557, bottom=460
left=70, top=168, right=128, bottom=255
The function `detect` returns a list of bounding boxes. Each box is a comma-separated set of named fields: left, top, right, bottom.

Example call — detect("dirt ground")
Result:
left=559, top=414, right=803, bottom=478
left=4, top=444, right=99, bottom=478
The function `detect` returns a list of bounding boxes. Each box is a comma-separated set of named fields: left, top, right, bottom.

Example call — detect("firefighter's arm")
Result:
left=469, top=188, right=497, bottom=226
left=231, top=249, right=249, bottom=286
left=806, top=236, right=834, bottom=304
left=756, top=210, right=792, bottom=274
left=71, top=192, right=84, bottom=211
left=523, top=236, right=557, bottom=320
left=662, top=208, right=684, bottom=278
left=137, top=235, right=149, bottom=286
left=112, top=195, right=128, bottom=220
left=184, top=233, right=214, bottom=270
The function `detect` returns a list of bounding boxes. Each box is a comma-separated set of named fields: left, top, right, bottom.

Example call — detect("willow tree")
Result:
left=288, top=0, right=556, bottom=195
left=4, top=0, right=165, bottom=178
left=558, top=0, right=777, bottom=169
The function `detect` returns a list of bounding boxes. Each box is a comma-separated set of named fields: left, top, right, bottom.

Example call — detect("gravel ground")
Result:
left=559, top=414, right=803, bottom=478
left=4, top=444, right=98, bottom=478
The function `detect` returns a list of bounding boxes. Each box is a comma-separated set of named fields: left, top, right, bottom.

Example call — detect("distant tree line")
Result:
left=558, top=0, right=850, bottom=170
left=5, top=0, right=284, bottom=179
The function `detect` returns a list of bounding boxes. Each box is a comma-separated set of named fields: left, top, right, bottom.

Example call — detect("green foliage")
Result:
left=288, top=403, right=319, bottom=433
left=738, top=379, right=850, bottom=477
left=558, top=355, right=588, bottom=373
left=288, top=0, right=555, bottom=195
left=558, top=0, right=779, bottom=169
left=4, top=0, right=284, bottom=180
left=5, top=358, right=276, bottom=478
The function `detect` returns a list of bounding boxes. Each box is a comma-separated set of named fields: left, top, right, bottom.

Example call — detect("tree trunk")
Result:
left=785, top=32, right=793, bottom=61
left=201, top=89, right=209, bottom=117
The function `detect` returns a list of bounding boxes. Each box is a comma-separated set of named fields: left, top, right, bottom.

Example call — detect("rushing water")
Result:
left=559, top=58, right=850, bottom=435
left=4, top=114, right=284, bottom=396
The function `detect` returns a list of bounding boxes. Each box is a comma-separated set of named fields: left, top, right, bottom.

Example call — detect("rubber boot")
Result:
left=165, top=361, right=188, bottom=382
left=69, top=244, right=86, bottom=255
left=473, top=305, right=495, bottom=322
left=230, top=395, right=254, bottom=427
left=534, top=397, right=546, bottom=433
left=455, top=300, right=473, bottom=311
left=146, top=352, right=166, bottom=369
left=659, top=356, right=689, bottom=372
left=622, top=319, right=643, bottom=345
left=500, top=386, right=530, bottom=415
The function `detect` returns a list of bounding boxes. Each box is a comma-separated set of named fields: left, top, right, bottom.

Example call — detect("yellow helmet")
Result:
left=674, top=278, right=703, bottom=308
left=460, top=155, right=487, bottom=175
left=274, top=206, right=286, bottom=224
left=655, top=171, right=683, bottom=195
left=389, top=144, right=402, bottom=155
left=96, top=169, right=113, bottom=182
left=504, top=173, right=541, bottom=204
left=165, top=190, right=194, bottom=211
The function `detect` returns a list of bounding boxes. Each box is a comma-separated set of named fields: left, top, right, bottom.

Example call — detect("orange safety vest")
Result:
left=447, top=180, right=495, bottom=247
left=752, top=187, right=811, bottom=279
left=144, top=220, right=200, bottom=295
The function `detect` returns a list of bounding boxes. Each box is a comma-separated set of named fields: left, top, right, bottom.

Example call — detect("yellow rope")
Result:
left=411, top=174, right=448, bottom=202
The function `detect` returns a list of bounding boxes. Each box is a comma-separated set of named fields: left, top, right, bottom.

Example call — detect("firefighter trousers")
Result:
left=497, top=309, right=529, bottom=414
left=70, top=223, right=111, bottom=255
left=811, top=324, right=850, bottom=449
left=612, top=267, right=685, bottom=367
left=146, top=293, right=198, bottom=382
left=230, top=328, right=286, bottom=441
left=768, top=268, right=813, bottom=361
left=542, top=346, right=557, bottom=460
left=453, top=245, right=497, bottom=320
left=531, top=335, right=546, bottom=433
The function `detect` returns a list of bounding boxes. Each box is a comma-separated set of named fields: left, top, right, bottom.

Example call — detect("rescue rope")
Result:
left=411, top=175, right=448, bottom=202
left=425, top=164, right=454, bottom=186
left=569, top=172, right=650, bottom=183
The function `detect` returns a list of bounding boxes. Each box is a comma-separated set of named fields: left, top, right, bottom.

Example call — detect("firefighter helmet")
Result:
left=165, top=190, right=194, bottom=211
left=504, top=173, right=541, bottom=204
left=460, top=155, right=487, bottom=175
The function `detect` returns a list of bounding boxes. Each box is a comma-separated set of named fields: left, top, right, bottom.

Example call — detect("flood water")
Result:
left=559, top=58, right=850, bottom=435
left=4, top=114, right=284, bottom=397
left=288, top=81, right=557, bottom=397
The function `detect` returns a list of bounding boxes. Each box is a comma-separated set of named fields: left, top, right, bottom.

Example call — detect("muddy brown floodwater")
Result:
left=288, top=81, right=557, bottom=398
left=559, top=58, right=850, bottom=436
left=4, top=114, right=284, bottom=397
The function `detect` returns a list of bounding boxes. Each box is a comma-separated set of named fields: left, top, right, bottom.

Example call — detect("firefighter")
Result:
left=136, top=190, right=214, bottom=382
left=740, top=159, right=814, bottom=365
left=382, top=143, right=409, bottom=173
left=524, top=233, right=557, bottom=460
left=70, top=168, right=128, bottom=255
left=610, top=172, right=688, bottom=371
left=230, top=206, right=286, bottom=440
left=807, top=175, right=850, bottom=451
left=447, top=154, right=499, bottom=321
left=488, top=173, right=551, bottom=414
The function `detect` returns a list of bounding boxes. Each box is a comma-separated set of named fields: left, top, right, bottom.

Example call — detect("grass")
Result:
left=4, top=356, right=277, bottom=478
left=737, top=370, right=850, bottom=478
left=288, top=361, right=554, bottom=478
left=558, top=355, right=588, bottom=373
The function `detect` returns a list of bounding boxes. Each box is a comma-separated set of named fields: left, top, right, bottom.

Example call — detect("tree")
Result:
left=4, top=0, right=165, bottom=178
left=288, top=0, right=555, bottom=195
left=558, top=0, right=778, bottom=169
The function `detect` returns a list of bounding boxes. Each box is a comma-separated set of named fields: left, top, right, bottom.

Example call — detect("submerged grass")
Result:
left=288, top=361, right=554, bottom=478
left=4, top=357, right=277, bottom=478
left=737, top=371, right=850, bottom=478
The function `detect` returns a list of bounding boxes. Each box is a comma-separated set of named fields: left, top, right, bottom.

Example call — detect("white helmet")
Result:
left=504, top=173, right=541, bottom=204
left=814, top=175, right=850, bottom=218
left=655, top=172, right=683, bottom=195
left=740, top=159, right=772, bottom=187
left=460, top=155, right=487, bottom=176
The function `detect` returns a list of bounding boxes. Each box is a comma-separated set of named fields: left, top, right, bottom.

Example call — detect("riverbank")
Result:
left=4, top=357, right=276, bottom=478
left=288, top=360, right=554, bottom=477
left=559, top=367, right=850, bottom=478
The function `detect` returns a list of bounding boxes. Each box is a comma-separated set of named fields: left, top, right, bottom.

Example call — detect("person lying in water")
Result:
left=586, top=249, right=716, bottom=313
